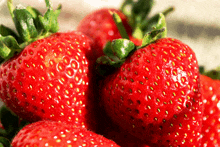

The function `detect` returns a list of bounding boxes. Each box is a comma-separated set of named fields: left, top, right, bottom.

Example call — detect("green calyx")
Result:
left=97, top=39, right=136, bottom=67
left=0, top=105, right=29, bottom=147
left=0, top=0, right=61, bottom=63
left=120, top=0, right=174, bottom=39
left=200, top=66, right=220, bottom=80
left=96, top=39, right=136, bottom=76
left=96, top=13, right=167, bottom=76
left=140, top=13, right=166, bottom=48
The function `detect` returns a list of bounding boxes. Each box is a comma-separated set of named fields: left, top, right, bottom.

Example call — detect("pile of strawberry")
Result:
left=0, top=0, right=219, bottom=146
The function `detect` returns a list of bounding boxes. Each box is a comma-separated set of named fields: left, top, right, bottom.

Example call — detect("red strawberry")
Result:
left=99, top=113, right=150, bottom=147
left=77, top=8, right=132, bottom=59
left=98, top=16, right=203, bottom=145
left=200, top=74, right=220, bottom=146
left=0, top=31, right=97, bottom=129
left=77, top=1, right=174, bottom=60
left=11, top=120, right=119, bottom=147
left=0, top=1, right=97, bottom=131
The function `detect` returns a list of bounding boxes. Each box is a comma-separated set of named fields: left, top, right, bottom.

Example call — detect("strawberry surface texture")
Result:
left=0, top=31, right=97, bottom=131
left=200, top=75, right=220, bottom=146
left=1, top=0, right=218, bottom=147
left=11, top=120, right=119, bottom=147
left=100, top=38, right=203, bottom=146
left=77, top=8, right=132, bottom=59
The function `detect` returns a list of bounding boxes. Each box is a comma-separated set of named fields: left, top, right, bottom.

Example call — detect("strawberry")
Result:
left=97, top=14, right=203, bottom=146
left=77, top=0, right=174, bottom=60
left=11, top=120, right=119, bottom=147
left=77, top=8, right=132, bottom=60
left=0, top=0, right=97, bottom=131
left=99, top=113, right=150, bottom=147
left=200, top=74, right=220, bottom=146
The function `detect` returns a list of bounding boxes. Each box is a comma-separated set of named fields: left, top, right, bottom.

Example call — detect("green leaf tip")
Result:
left=119, top=0, right=174, bottom=40
left=13, top=8, right=39, bottom=42
left=6, top=0, right=61, bottom=42
left=39, top=0, right=62, bottom=34
left=0, top=35, right=22, bottom=60
left=140, top=13, right=166, bottom=48
left=1, top=0, right=62, bottom=64
left=120, top=0, right=154, bottom=29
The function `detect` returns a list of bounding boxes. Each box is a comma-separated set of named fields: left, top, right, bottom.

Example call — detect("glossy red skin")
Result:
left=101, top=38, right=203, bottom=146
left=77, top=8, right=132, bottom=60
left=96, top=104, right=150, bottom=147
left=0, top=31, right=97, bottom=130
left=12, top=120, right=119, bottom=147
left=102, top=119, right=150, bottom=147
left=200, top=75, right=220, bottom=146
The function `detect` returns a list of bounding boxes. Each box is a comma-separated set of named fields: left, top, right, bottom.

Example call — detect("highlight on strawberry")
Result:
left=0, top=0, right=99, bottom=137
left=0, top=0, right=219, bottom=146
left=11, top=120, right=120, bottom=147
left=199, top=67, right=220, bottom=147
left=77, top=0, right=174, bottom=61
left=96, top=12, right=203, bottom=146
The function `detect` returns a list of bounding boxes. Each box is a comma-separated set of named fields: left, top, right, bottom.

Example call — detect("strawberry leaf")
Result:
left=0, top=35, right=22, bottom=60
left=26, top=6, right=43, bottom=34
left=0, top=0, right=61, bottom=64
left=12, top=6, right=38, bottom=42
left=111, top=39, right=135, bottom=59
left=103, top=41, right=115, bottom=59
left=96, top=13, right=168, bottom=76
left=96, top=39, right=136, bottom=76
left=141, top=6, right=174, bottom=35
left=140, top=13, right=166, bottom=48
left=0, top=137, right=10, bottom=147
left=120, top=0, right=154, bottom=29
left=140, top=27, right=165, bottom=48
left=0, top=25, right=20, bottom=42
left=120, top=0, right=174, bottom=39
left=39, top=1, right=62, bottom=34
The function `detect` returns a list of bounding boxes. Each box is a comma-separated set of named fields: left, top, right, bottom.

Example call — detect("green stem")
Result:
left=45, top=0, right=52, bottom=9
left=111, top=11, right=130, bottom=40
left=7, top=0, right=15, bottom=19
left=163, top=6, right=174, bottom=16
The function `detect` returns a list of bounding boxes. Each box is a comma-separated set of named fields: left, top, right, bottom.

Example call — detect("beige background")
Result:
left=0, top=0, right=220, bottom=106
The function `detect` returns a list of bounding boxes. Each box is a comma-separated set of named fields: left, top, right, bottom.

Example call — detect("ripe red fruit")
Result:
left=99, top=114, right=150, bottom=147
left=200, top=75, right=220, bottom=146
left=11, top=120, right=119, bottom=147
left=77, top=8, right=132, bottom=59
left=100, top=38, right=203, bottom=146
left=0, top=31, right=97, bottom=130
